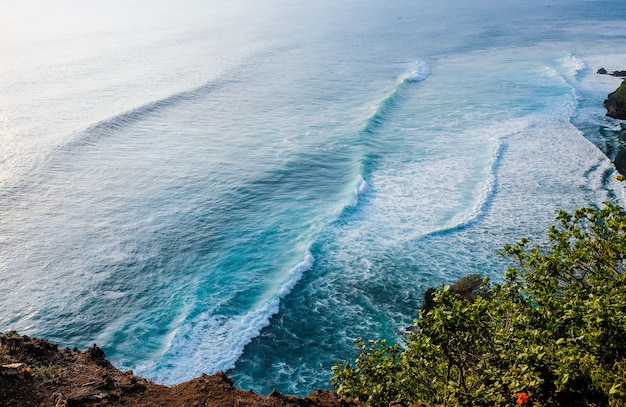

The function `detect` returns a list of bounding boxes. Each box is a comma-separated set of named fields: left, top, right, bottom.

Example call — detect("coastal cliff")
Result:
left=605, top=78, right=626, bottom=120
left=0, top=332, right=363, bottom=407
left=600, top=69, right=626, bottom=120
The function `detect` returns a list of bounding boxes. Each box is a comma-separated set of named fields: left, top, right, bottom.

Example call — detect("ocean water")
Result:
left=1, top=0, right=626, bottom=396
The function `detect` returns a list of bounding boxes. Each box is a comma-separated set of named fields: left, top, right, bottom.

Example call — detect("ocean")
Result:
left=1, top=0, right=626, bottom=396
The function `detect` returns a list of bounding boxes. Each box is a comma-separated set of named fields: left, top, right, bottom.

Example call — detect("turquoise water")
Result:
left=1, top=0, right=626, bottom=396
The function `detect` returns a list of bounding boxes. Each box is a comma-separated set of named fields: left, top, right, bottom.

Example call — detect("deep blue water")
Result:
left=1, top=0, right=626, bottom=396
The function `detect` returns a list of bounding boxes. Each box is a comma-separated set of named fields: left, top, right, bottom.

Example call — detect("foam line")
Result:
left=329, top=61, right=432, bottom=224
left=2, top=77, right=235, bottom=206
left=362, top=60, right=431, bottom=135
left=144, top=251, right=315, bottom=384
left=421, top=136, right=508, bottom=239
left=421, top=77, right=587, bottom=240
left=144, top=61, right=431, bottom=382
left=56, top=78, right=234, bottom=153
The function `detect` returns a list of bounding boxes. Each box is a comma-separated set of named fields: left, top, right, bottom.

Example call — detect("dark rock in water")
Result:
left=395, top=325, right=420, bottom=335
left=420, top=275, right=486, bottom=313
left=605, top=79, right=626, bottom=120
left=597, top=68, right=626, bottom=77
left=397, top=274, right=487, bottom=335
left=420, top=287, right=438, bottom=314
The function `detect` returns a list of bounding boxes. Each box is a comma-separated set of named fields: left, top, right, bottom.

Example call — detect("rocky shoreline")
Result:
left=0, top=332, right=363, bottom=407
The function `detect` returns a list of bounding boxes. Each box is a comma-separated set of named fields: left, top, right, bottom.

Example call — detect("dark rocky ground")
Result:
left=0, top=332, right=364, bottom=407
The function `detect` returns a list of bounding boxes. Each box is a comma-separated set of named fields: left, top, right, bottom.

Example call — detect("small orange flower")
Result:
left=516, top=392, right=529, bottom=405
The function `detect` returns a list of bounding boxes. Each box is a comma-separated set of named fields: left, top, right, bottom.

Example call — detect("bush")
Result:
left=32, top=365, right=63, bottom=385
left=331, top=203, right=626, bottom=407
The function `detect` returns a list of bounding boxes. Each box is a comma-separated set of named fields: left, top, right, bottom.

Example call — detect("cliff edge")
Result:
left=0, top=332, right=363, bottom=407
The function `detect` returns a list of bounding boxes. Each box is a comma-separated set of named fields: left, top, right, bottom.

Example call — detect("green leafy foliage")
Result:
left=331, top=203, right=626, bottom=407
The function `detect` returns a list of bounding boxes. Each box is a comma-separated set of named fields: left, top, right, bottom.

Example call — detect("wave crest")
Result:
left=403, top=61, right=432, bottom=83
left=563, top=54, right=586, bottom=78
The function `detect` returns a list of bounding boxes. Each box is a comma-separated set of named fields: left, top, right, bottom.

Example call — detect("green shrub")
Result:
left=332, top=203, right=626, bottom=407
left=32, top=364, right=63, bottom=385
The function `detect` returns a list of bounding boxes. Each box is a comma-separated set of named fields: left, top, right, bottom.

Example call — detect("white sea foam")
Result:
left=562, top=53, right=586, bottom=78
left=358, top=178, right=369, bottom=195
left=402, top=61, right=432, bottom=83
left=444, top=133, right=508, bottom=232
left=347, top=177, right=370, bottom=209
left=278, top=251, right=315, bottom=297
left=102, top=290, right=125, bottom=300
left=141, top=251, right=315, bottom=384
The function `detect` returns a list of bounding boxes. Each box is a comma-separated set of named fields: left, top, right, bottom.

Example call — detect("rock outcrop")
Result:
left=605, top=78, right=626, bottom=120
left=598, top=68, right=626, bottom=77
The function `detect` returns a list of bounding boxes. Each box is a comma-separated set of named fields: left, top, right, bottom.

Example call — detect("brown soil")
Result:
left=0, top=332, right=364, bottom=407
